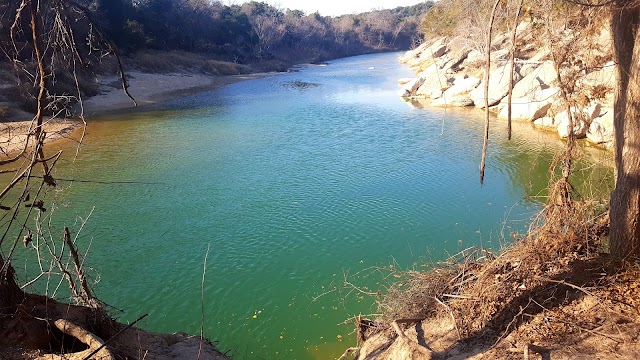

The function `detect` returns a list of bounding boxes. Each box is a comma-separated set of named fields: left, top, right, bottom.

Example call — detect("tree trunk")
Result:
left=0, top=257, right=22, bottom=314
left=480, top=0, right=502, bottom=185
left=610, top=2, right=640, bottom=259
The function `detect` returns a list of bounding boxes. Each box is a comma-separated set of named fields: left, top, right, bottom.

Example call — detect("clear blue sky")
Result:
left=227, top=0, right=430, bottom=17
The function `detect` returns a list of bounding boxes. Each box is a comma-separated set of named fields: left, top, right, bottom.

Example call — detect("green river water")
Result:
left=4, top=52, right=613, bottom=359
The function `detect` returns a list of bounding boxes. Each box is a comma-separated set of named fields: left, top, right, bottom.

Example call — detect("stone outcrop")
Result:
left=396, top=24, right=616, bottom=149
left=414, top=64, right=453, bottom=99
left=398, top=77, right=425, bottom=97
left=469, top=61, right=523, bottom=108
left=498, top=87, right=559, bottom=121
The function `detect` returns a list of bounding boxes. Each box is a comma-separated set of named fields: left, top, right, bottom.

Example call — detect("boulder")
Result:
left=415, top=64, right=453, bottom=98
left=508, top=61, right=557, bottom=100
left=490, top=48, right=510, bottom=61
left=587, top=107, right=614, bottom=145
left=469, top=61, right=523, bottom=108
left=463, top=50, right=484, bottom=67
left=439, top=36, right=472, bottom=71
left=398, top=77, right=425, bottom=97
left=406, top=37, right=448, bottom=69
left=442, top=77, right=481, bottom=98
left=400, top=42, right=430, bottom=63
left=497, top=87, right=559, bottom=121
left=431, top=96, right=474, bottom=107
left=556, top=103, right=601, bottom=138
left=428, top=74, right=479, bottom=106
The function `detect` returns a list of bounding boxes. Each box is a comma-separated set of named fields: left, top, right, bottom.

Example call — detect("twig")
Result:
left=535, top=276, right=597, bottom=298
left=434, top=296, right=462, bottom=340
left=441, top=293, right=480, bottom=300
left=198, top=243, right=211, bottom=360
left=64, top=227, right=98, bottom=308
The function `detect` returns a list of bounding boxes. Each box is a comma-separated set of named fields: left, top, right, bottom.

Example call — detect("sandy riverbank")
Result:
left=0, top=71, right=273, bottom=157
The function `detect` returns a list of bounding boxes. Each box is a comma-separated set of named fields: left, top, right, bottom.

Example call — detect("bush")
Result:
left=201, top=60, right=251, bottom=75
left=131, top=51, right=207, bottom=73
left=0, top=106, right=10, bottom=119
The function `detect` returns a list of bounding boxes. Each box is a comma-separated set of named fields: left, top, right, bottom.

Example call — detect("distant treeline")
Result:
left=91, top=0, right=432, bottom=66
left=0, top=0, right=431, bottom=112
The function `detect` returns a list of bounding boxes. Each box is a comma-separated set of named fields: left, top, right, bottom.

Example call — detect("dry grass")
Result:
left=201, top=60, right=251, bottom=75
left=0, top=106, right=9, bottom=119
left=129, top=50, right=252, bottom=75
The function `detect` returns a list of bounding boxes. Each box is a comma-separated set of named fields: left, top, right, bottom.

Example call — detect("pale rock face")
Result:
left=422, top=76, right=479, bottom=106
left=400, top=42, right=430, bottom=63
left=508, top=61, right=557, bottom=100
left=490, top=48, right=510, bottom=61
left=431, top=96, right=474, bottom=107
left=442, top=77, right=481, bottom=98
left=430, top=76, right=478, bottom=106
left=405, top=37, right=449, bottom=69
left=499, top=99, right=552, bottom=121
left=497, top=87, right=559, bottom=121
left=398, top=77, right=425, bottom=97
left=415, top=64, right=452, bottom=98
left=582, top=62, right=616, bottom=87
left=469, top=61, right=523, bottom=108
left=587, top=107, right=614, bottom=144
left=464, top=50, right=484, bottom=67
left=398, top=78, right=414, bottom=86
left=556, top=103, right=602, bottom=138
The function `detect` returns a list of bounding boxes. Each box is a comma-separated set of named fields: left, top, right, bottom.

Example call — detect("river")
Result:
left=8, top=52, right=613, bottom=359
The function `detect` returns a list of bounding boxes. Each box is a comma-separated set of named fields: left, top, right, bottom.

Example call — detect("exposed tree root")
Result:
left=391, top=319, right=432, bottom=359
left=32, top=319, right=116, bottom=360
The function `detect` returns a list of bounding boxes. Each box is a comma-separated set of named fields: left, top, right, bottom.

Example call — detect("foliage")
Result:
left=72, top=0, right=432, bottom=65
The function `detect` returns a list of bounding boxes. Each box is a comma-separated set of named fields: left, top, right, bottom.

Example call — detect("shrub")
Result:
left=201, top=60, right=251, bottom=75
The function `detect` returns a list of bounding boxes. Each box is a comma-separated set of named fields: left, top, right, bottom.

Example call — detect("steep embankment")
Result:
left=396, top=21, right=614, bottom=148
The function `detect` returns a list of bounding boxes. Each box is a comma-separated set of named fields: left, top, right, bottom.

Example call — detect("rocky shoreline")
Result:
left=396, top=22, right=615, bottom=148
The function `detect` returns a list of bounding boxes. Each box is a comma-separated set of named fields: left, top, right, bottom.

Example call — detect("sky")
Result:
left=226, top=0, right=431, bottom=17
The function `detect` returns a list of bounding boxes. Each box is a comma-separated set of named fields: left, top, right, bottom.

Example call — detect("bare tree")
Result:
left=610, top=0, right=640, bottom=259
